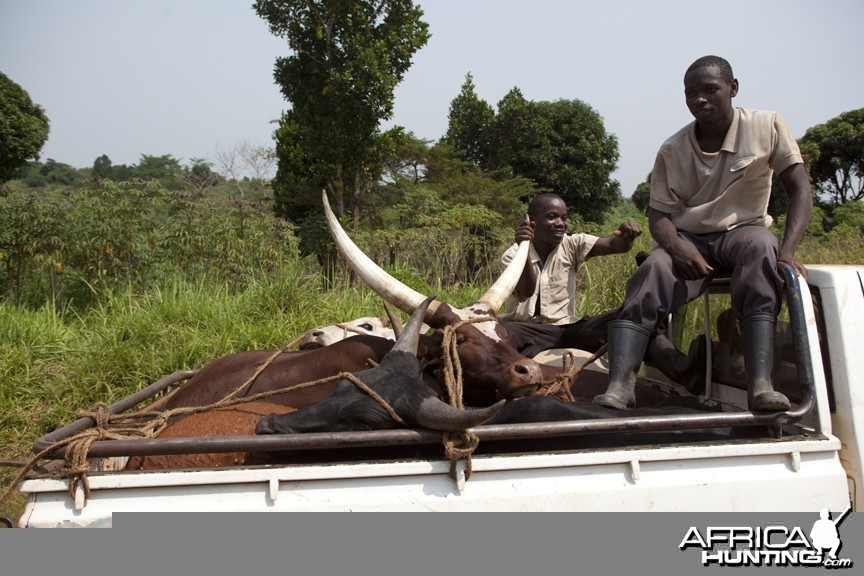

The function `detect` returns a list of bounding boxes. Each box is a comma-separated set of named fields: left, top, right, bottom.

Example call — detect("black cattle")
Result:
left=256, top=296, right=505, bottom=435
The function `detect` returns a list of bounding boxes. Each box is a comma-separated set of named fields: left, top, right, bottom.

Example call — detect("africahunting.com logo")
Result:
left=679, top=507, right=854, bottom=568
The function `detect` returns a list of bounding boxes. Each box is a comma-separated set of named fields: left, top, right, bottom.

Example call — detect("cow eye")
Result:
left=359, top=323, right=373, bottom=330
left=456, top=336, right=467, bottom=345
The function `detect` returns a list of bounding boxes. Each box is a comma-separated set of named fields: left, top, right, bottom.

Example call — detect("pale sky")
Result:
left=1, top=0, right=862, bottom=198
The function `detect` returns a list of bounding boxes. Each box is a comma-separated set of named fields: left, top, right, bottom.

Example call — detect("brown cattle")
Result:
left=322, top=190, right=544, bottom=407
left=130, top=297, right=503, bottom=468
left=125, top=401, right=295, bottom=470
left=161, top=334, right=396, bottom=411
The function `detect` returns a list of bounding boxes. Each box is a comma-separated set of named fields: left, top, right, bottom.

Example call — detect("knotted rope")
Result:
left=0, top=332, right=406, bottom=509
left=536, top=343, right=609, bottom=400
left=437, top=316, right=499, bottom=482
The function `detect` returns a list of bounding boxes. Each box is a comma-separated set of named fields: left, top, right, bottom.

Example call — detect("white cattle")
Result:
left=298, top=316, right=398, bottom=349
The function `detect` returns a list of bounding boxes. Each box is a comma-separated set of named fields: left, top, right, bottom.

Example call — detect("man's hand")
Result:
left=515, top=215, right=535, bottom=244
left=612, top=221, right=643, bottom=241
left=670, top=238, right=714, bottom=280
left=778, top=254, right=809, bottom=282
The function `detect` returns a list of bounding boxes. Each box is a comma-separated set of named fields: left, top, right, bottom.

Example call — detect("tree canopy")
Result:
left=443, top=78, right=622, bottom=222
left=254, top=0, right=430, bottom=225
left=798, top=108, right=864, bottom=206
left=0, top=71, right=50, bottom=184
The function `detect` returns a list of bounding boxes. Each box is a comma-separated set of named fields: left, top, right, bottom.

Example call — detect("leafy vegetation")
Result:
left=0, top=71, right=50, bottom=183
left=255, top=0, right=431, bottom=223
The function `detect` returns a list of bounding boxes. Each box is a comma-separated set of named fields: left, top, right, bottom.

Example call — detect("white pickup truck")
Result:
left=11, top=264, right=863, bottom=525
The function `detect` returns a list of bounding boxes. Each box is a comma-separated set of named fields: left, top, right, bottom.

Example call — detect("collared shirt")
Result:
left=649, top=107, right=803, bottom=234
left=500, top=233, right=598, bottom=325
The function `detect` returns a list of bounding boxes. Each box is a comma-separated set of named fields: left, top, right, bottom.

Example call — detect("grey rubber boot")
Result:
left=741, top=313, right=791, bottom=412
left=593, top=320, right=652, bottom=410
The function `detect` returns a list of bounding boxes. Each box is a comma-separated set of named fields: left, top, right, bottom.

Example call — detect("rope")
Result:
left=0, top=331, right=404, bottom=510
left=2, top=318, right=601, bottom=508
left=536, top=343, right=609, bottom=400
left=435, top=319, right=610, bottom=482
left=437, top=315, right=500, bottom=481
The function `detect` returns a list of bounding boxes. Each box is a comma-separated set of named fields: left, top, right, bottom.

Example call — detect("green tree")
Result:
left=135, top=154, right=182, bottom=182
left=181, top=158, right=221, bottom=196
left=444, top=81, right=621, bottom=222
left=19, top=159, right=82, bottom=188
left=0, top=72, right=50, bottom=184
left=255, top=0, right=430, bottom=224
left=533, top=99, right=621, bottom=222
left=441, top=73, right=495, bottom=167
left=92, top=154, right=113, bottom=179
left=798, top=108, right=864, bottom=206
left=631, top=172, right=651, bottom=213
left=425, top=142, right=537, bottom=228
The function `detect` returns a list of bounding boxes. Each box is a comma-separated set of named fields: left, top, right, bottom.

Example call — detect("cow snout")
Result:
left=504, top=358, right=544, bottom=398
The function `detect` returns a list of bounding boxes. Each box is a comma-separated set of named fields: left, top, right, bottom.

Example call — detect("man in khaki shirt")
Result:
left=499, top=193, right=643, bottom=358
left=593, top=55, right=813, bottom=412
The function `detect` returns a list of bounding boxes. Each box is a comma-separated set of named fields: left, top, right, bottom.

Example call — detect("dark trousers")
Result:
left=617, top=225, right=783, bottom=331
left=502, top=307, right=621, bottom=358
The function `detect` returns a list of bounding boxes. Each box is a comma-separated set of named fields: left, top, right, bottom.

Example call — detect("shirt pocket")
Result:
left=729, top=155, right=756, bottom=173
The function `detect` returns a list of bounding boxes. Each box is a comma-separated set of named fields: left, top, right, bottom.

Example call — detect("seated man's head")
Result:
left=527, top=193, right=568, bottom=251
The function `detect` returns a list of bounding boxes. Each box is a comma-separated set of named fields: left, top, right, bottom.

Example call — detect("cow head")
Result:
left=321, top=190, right=544, bottom=406
left=298, top=315, right=396, bottom=349
left=256, top=295, right=506, bottom=434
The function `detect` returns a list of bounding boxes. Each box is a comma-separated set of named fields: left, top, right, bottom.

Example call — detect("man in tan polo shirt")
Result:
left=500, top=193, right=698, bottom=387
left=593, top=55, right=813, bottom=412
left=499, top=193, right=641, bottom=356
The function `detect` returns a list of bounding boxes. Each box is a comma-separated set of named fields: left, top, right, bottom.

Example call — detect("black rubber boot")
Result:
left=741, top=313, right=791, bottom=412
left=644, top=331, right=705, bottom=394
left=593, top=320, right=651, bottom=410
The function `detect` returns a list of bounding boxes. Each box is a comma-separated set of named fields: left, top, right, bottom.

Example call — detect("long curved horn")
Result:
left=476, top=240, right=530, bottom=312
left=324, top=190, right=531, bottom=317
left=323, top=190, right=440, bottom=318
left=390, top=295, right=434, bottom=355
left=415, top=398, right=507, bottom=431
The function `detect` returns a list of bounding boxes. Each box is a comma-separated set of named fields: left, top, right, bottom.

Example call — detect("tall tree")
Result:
left=136, top=154, right=182, bottom=181
left=798, top=108, right=864, bottom=206
left=92, top=154, right=114, bottom=179
left=441, top=73, right=495, bottom=167
left=526, top=99, right=621, bottom=223
left=0, top=72, right=50, bottom=184
left=444, top=81, right=621, bottom=222
left=254, top=0, right=430, bottom=225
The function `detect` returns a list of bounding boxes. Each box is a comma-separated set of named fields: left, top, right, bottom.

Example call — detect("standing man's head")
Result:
left=527, top=193, right=568, bottom=254
left=684, top=55, right=738, bottom=130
